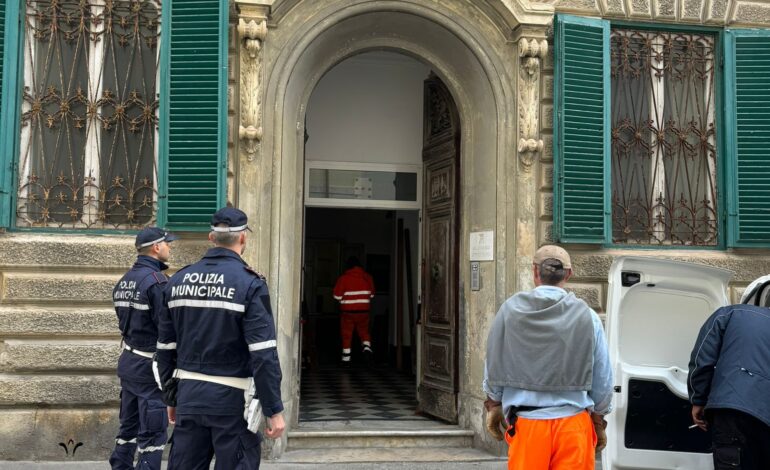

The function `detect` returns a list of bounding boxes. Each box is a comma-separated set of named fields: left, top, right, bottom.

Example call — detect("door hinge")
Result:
left=613, top=386, right=622, bottom=393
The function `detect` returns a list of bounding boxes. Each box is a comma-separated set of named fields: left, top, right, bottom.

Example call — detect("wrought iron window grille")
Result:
left=16, top=0, right=161, bottom=230
left=610, top=29, right=718, bottom=246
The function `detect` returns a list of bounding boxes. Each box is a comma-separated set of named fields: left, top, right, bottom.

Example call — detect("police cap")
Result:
left=211, top=207, right=252, bottom=232
left=135, top=227, right=179, bottom=250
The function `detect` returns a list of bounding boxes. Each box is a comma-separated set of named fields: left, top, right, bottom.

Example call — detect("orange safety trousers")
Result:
left=340, top=313, right=371, bottom=349
left=505, top=410, right=597, bottom=470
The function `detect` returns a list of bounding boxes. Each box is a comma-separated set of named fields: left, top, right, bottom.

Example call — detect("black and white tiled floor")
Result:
left=299, top=367, right=428, bottom=421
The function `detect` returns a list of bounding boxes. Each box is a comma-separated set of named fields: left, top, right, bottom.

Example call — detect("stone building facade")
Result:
left=0, top=0, right=769, bottom=462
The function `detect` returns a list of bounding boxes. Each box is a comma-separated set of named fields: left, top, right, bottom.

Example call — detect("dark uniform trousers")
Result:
left=711, top=408, right=770, bottom=470
left=168, top=414, right=261, bottom=470
left=109, top=379, right=168, bottom=470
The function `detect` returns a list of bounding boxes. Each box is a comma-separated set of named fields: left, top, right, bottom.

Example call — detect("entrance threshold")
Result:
left=284, top=421, right=501, bottom=465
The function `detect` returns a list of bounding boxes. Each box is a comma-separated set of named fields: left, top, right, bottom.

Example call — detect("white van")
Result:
left=603, top=257, right=733, bottom=470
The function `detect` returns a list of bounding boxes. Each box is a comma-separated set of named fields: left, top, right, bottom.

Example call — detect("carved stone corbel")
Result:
left=517, top=37, right=548, bottom=172
left=237, top=9, right=268, bottom=161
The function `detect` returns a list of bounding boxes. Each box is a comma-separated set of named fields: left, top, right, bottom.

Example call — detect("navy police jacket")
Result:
left=113, top=255, right=168, bottom=383
left=688, top=304, right=770, bottom=426
left=156, top=247, right=283, bottom=417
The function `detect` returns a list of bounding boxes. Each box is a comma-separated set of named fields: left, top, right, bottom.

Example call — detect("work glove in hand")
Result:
left=591, top=413, right=608, bottom=452
left=162, top=378, right=179, bottom=407
left=484, top=399, right=505, bottom=441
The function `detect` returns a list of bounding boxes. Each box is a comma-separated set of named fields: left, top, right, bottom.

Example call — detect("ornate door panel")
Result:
left=418, top=74, right=460, bottom=423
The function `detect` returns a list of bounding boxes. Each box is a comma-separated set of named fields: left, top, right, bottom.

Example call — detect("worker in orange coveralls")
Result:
left=333, top=256, right=375, bottom=365
left=483, top=245, right=613, bottom=470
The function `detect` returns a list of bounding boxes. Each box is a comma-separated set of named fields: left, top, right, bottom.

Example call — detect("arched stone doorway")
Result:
left=235, top=0, right=526, bottom=455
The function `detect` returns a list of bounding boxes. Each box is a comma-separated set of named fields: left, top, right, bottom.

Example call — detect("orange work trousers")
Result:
left=340, top=312, right=371, bottom=349
left=504, top=410, right=597, bottom=470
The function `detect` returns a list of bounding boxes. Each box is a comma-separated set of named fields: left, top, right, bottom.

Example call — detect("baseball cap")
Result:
left=135, top=227, right=179, bottom=250
left=533, top=245, right=572, bottom=269
left=210, top=207, right=252, bottom=232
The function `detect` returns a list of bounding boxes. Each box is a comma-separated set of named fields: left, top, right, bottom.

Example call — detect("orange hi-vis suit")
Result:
left=333, top=267, right=375, bottom=360
left=504, top=411, right=597, bottom=470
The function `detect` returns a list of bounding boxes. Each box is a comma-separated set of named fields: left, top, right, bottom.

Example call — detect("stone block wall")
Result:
left=0, top=234, right=208, bottom=461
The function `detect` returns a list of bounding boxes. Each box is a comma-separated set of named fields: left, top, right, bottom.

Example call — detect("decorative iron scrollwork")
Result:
left=610, top=29, right=717, bottom=246
left=16, top=0, right=161, bottom=229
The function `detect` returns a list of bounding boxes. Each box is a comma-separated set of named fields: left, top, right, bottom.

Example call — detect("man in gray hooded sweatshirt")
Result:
left=483, top=245, right=613, bottom=470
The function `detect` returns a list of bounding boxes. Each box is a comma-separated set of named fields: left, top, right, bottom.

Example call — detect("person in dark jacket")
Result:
left=155, top=207, right=284, bottom=470
left=688, top=282, right=770, bottom=470
left=110, top=227, right=178, bottom=470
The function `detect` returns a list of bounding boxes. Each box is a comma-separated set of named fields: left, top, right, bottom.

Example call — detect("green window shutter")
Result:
left=159, top=0, right=227, bottom=230
left=0, top=0, right=15, bottom=228
left=553, top=15, right=610, bottom=244
left=726, top=29, right=770, bottom=246
left=0, top=0, right=5, bottom=117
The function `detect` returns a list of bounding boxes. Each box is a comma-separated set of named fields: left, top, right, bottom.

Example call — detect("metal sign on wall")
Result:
left=469, top=230, right=494, bottom=261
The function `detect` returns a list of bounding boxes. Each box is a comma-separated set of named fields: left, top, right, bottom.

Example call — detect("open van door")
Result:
left=604, top=257, right=732, bottom=470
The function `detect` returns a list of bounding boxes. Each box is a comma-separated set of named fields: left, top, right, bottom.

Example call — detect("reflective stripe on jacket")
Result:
left=333, top=267, right=375, bottom=312
left=113, top=256, right=168, bottom=383
left=156, top=247, right=283, bottom=417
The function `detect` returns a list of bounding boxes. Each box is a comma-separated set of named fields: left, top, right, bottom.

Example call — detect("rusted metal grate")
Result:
left=610, top=29, right=718, bottom=246
left=16, top=0, right=160, bottom=229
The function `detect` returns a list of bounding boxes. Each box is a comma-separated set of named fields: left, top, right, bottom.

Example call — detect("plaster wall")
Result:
left=305, top=51, right=430, bottom=166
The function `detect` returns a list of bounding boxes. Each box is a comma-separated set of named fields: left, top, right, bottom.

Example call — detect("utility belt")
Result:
left=505, top=406, right=543, bottom=438
left=124, top=344, right=154, bottom=359
left=173, top=369, right=262, bottom=433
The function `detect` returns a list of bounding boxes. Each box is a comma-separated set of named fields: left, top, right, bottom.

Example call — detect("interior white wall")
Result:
left=305, top=51, right=431, bottom=166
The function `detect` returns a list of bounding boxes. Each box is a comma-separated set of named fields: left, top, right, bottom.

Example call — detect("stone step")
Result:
left=0, top=459, right=513, bottom=469
left=0, top=273, right=119, bottom=304
left=0, top=233, right=207, bottom=268
left=277, top=446, right=502, bottom=464
left=287, top=427, right=474, bottom=449
left=0, top=339, right=121, bottom=372
left=0, top=374, right=120, bottom=406
left=0, top=307, right=118, bottom=337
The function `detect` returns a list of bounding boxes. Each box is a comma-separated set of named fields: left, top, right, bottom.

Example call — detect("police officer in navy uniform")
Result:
left=110, top=227, right=178, bottom=470
left=155, top=207, right=285, bottom=470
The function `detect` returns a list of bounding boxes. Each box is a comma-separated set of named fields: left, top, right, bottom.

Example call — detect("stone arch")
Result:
left=241, top=1, right=519, bottom=445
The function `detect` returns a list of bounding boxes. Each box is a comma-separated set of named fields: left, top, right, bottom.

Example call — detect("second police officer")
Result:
left=110, top=227, right=178, bottom=470
left=155, top=207, right=285, bottom=469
